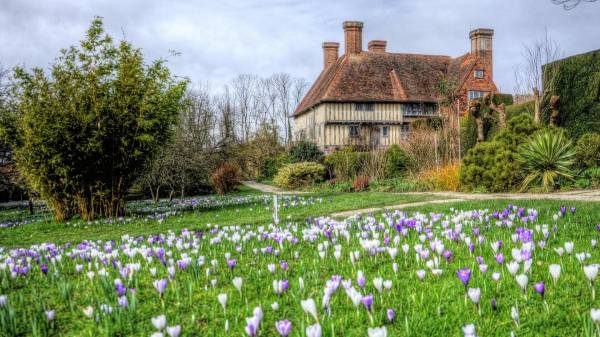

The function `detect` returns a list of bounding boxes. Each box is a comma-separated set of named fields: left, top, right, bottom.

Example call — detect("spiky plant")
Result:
left=518, top=130, right=576, bottom=192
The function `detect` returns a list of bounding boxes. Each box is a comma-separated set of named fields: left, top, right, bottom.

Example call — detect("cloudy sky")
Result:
left=1, top=0, right=599, bottom=94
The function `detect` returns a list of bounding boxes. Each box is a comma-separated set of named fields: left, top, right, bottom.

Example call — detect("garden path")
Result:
left=241, top=181, right=308, bottom=194
left=330, top=189, right=600, bottom=218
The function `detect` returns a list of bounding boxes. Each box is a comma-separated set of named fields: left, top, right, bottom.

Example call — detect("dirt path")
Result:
left=330, top=189, right=600, bottom=218
left=241, top=181, right=308, bottom=194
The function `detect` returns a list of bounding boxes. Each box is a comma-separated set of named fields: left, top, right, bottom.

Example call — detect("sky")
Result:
left=1, top=0, right=599, bottom=95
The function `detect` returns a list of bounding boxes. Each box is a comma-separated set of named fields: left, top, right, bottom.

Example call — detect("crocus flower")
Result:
left=584, top=265, right=598, bottom=282
left=41, top=264, right=48, bottom=275
left=152, top=315, right=167, bottom=331
left=275, top=319, right=292, bottom=337
left=549, top=264, right=561, bottom=284
left=227, top=259, right=237, bottom=270
left=233, top=277, right=243, bottom=292
left=457, top=268, right=471, bottom=288
left=153, top=279, right=168, bottom=296
left=387, top=308, right=395, bottom=323
left=516, top=274, right=528, bottom=292
left=118, top=295, right=128, bottom=308
left=468, top=288, right=481, bottom=304
left=533, top=282, right=545, bottom=300
left=306, top=323, right=321, bottom=337
left=462, top=324, right=476, bottom=337
left=218, top=293, right=227, bottom=311
left=83, top=306, right=94, bottom=318
left=46, top=310, right=55, bottom=321
left=362, top=294, right=374, bottom=312
left=511, top=306, right=520, bottom=326
left=416, top=270, right=426, bottom=280
left=0, top=295, right=6, bottom=307
left=367, top=326, right=387, bottom=337
left=491, top=298, right=497, bottom=310
left=166, top=325, right=181, bottom=337
left=495, top=253, right=505, bottom=265
left=591, top=308, right=600, bottom=323
left=301, top=298, right=318, bottom=321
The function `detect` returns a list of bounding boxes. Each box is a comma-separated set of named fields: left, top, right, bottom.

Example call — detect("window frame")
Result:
left=381, top=126, right=389, bottom=137
left=355, top=103, right=374, bottom=111
left=474, top=69, right=484, bottom=79
left=468, top=90, right=488, bottom=101
left=349, top=125, right=360, bottom=138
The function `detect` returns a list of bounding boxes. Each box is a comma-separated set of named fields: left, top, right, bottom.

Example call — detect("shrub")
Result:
left=494, top=113, right=541, bottom=150
left=324, top=148, right=368, bottom=181
left=384, top=145, right=410, bottom=178
left=419, top=163, right=460, bottom=191
left=260, top=153, right=290, bottom=180
left=575, top=133, right=600, bottom=169
left=352, top=175, right=370, bottom=192
left=576, top=167, right=600, bottom=189
left=288, top=141, right=324, bottom=163
left=209, top=163, right=241, bottom=195
left=273, top=162, right=325, bottom=189
left=459, top=141, right=522, bottom=192
left=517, top=130, right=576, bottom=192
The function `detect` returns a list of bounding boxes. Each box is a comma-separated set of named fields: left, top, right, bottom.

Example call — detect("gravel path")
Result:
left=241, top=181, right=307, bottom=194
left=330, top=189, right=600, bottom=218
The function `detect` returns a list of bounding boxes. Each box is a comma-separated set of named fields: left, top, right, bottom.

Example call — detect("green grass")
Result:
left=1, top=197, right=599, bottom=336
left=0, top=191, right=439, bottom=248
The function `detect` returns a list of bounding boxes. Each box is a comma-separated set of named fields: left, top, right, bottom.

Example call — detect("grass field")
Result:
left=1, top=191, right=599, bottom=336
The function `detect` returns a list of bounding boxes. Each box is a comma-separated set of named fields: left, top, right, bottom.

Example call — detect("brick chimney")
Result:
left=322, top=42, right=339, bottom=69
left=368, top=40, right=387, bottom=53
left=343, top=21, right=363, bottom=55
left=469, top=28, right=494, bottom=78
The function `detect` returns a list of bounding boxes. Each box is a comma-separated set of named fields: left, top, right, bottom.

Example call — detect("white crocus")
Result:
left=584, top=265, right=598, bottom=282
left=468, top=288, right=481, bottom=304
left=367, top=326, right=387, bottom=337
left=591, top=308, right=600, bottom=322
left=232, top=277, right=243, bottom=292
left=152, top=315, right=167, bottom=331
left=306, top=323, right=322, bottom=337
left=217, top=293, right=227, bottom=311
left=373, top=277, right=383, bottom=294
left=549, top=264, right=561, bottom=284
left=507, top=261, right=520, bottom=276
left=515, top=274, right=528, bottom=291
left=301, top=298, right=318, bottom=321
left=565, top=242, right=574, bottom=255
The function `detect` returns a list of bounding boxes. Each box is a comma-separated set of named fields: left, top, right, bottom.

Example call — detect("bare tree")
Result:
left=552, top=0, right=598, bottom=10
left=514, top=29, right=563, bottom=123
left=231, top=74, right=258, bottom=142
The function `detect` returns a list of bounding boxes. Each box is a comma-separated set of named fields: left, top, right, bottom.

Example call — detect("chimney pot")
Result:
left=322, top=42, right=339, bottom=69
left=368, top=40, right=387, bottom=53
left=343, top=21, right=364, bottom=55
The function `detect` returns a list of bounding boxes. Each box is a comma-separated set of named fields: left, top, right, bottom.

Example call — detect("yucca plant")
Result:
left=518, top=130, right=576, bottom=192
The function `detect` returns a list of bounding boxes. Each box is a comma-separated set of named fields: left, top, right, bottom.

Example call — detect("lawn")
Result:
left=1, top=194, right=599, bottom=337
left=0, top=189, right=439, bottom=247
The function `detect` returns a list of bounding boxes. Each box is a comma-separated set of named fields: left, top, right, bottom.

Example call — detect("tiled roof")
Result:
left=294, top=51, right=480, bottom=116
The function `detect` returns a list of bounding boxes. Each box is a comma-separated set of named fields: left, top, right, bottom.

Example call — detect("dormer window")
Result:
left=474, top=70, right=484, bottom=78
left=355, top=103, right=374, bottom=111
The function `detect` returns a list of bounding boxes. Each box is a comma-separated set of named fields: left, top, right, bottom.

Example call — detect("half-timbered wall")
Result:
left=293, top=102, right=436, bottom=152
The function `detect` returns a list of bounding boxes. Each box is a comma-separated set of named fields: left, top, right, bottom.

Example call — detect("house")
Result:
left=293, top=21, right=498, bottom=152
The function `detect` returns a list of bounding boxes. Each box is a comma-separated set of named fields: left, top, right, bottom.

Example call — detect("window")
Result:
left=349, top=125, right=360, bottom=138
left=355, top=103, right=374, bottom=111
left=382, top=126, right=389, bottom=137
left=400, top=123, right=410, bottom=140
left=468, top=90, right=488, bottom=101
left=474, top=70, right=484, bottom=78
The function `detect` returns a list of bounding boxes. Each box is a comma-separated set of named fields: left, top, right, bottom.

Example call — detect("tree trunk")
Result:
left=28, top=198, right=34, bottom=215
left=475, top=117, right=485, bottom=144
left=498, top=103, right=507, bottom=129
left=533, top=87, right=541, bottom=123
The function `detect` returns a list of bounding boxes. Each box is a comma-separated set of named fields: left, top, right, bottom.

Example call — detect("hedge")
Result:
left=543, top=50, right=600, bottom=139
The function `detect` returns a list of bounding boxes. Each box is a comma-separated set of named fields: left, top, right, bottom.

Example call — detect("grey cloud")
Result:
left=1, top=0, right=599, bottom=94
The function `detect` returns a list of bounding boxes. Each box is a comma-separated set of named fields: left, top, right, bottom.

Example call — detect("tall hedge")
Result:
left=460, top=94, right=514, bottom=155
left=543, top=50, right=600, bottom=139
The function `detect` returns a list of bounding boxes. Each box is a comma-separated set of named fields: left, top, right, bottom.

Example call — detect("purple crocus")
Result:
left=41, top=264, right=48, bottom=275
left=362, top=294, right=374, bottom=312
left=533, top=281, right=545, bottom=300
left=387, top=308, right=395, bottom=323
left=560, top=205, right=567, bottom=215
left=457, top=268, right=471, bottom=288
left=153, top=279, right=168, bottom=296
left=495, top=253, right=505, bottom=265
left=491, top=298, right=497, bottom=310
left=442, top=250, right=452, bottom=262
left=570, top=207, right=576, bottom=214
left=118, top=295, right=128, bottom=308
left=227, top=259, right=237, bottom=270
left=275, top=319, right=292, bottom=337
left=280, top=261, right=289, bottom=271
left=46, top=310, right=55, bottom=321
